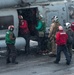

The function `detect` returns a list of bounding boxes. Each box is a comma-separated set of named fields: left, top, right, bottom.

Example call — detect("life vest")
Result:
left=5, top=30, right=15, bottom=44
left=56, top=31, right=68, bottom=45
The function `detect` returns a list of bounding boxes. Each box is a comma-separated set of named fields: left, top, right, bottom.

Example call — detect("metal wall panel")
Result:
left=46, top=11, right=59, bottom=27
left=0, top=0, right=21, bottom=8
left=66, top=2, right=74, bottom=23
left=44, top=3, right=67, bottom=27
left=0, top=9, right=18, bottom=37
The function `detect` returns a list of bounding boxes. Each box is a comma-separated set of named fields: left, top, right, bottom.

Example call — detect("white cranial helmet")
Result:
left=39, top=14, right=43, bottom=19
left=40, top=14, right=43, bottom=18
left=65, top=22, right=71, bottom=28
left=52, top=16, right=58, bottom=21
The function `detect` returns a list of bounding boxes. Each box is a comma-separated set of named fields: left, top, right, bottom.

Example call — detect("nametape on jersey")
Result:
left=60, top=32, right=66, bottom=34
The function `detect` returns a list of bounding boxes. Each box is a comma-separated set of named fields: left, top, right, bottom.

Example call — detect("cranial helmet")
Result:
left=58, top=26, right=63, bottom=30
left=18, top=15, right=23, bottom=19
left=8, top=25, right=14, bottom=31
left=52, top=16, right=58, bottom=21
left=40, top=14, right=43, bottom=18
left=39, top=14, right=43, bottom=19
left=65, top=22, right=71, bottom=29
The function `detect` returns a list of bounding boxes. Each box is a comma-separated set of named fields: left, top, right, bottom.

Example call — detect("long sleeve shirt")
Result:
left=36, top=20, right=43, bottom=31
left=20, top=20, right=29, bottom=34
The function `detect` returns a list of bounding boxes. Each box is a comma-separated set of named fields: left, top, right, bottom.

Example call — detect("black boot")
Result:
left=54, top=60, right=59, bottom=64
left=66, top=62, right=70, bottom=65
left=12, top=61, right=18, bottom=64
left=6, top=58, right=11, bottom=64
left=12, top=56, right=18, bottom=64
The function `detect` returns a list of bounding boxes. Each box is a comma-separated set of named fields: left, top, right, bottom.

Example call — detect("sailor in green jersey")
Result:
left=5, top=30, right=15, bottom=45
left=5, top=25, right=18, bottom=64
left=36, top=14, right=46, bottom=54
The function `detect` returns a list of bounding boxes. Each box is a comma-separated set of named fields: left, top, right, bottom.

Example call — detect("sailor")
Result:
left=48, top=16, right=60, bottom=57
left=5, top=25, right=18, bottom=64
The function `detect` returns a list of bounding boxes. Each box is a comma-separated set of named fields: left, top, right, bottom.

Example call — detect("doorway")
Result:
left=17, top=7, right=38, bottom=37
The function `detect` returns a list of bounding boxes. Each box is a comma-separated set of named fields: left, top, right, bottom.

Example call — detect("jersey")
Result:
left=56, top=31, right=68, bottom=45
left=5, top=30, right=15, bottom=44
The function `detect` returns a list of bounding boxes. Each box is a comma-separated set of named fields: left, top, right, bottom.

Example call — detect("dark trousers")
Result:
left=6, top=44, right=17, bottom=63
left=67, top=44, right=72, bottom=59
left=23, top=33, right=30, bottom=54
left=38, top=37, right=46, bottom=51
left=55, top=45, right=71, bottom=63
